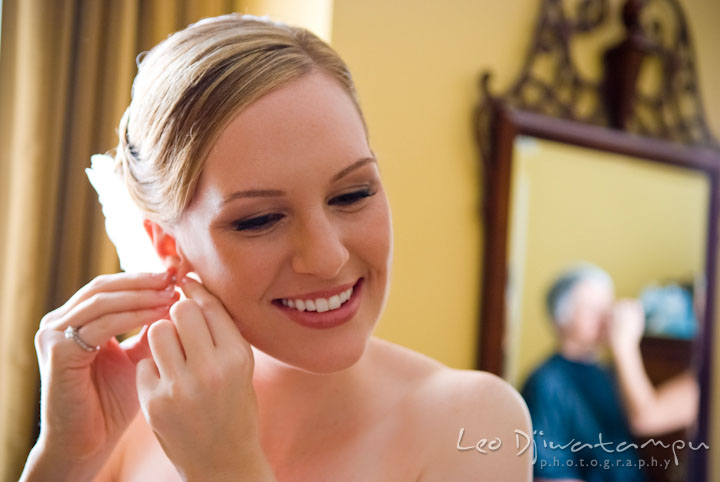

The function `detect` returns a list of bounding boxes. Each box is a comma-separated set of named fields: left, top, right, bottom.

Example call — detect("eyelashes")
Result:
left=233, top=213, right=285, bottom=231
left=331, top=188, right=376, bottom=207
left=232, top=188, right=377, bottom=232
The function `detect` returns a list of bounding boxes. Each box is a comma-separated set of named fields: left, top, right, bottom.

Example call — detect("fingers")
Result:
left=170, top=300, right=215, bottom=362
left=43, top=271, right=175, bottom=326
left=46, top=288, right=179, bottom=333
left=136, top=357, right=160, bottom=398
left=76, top=305, right=172, bottom=349
left=136, top=276, right=251, bottom=385
left=35, top=306, right=173, bottom=366
left=120, top=324, right=152, bottom=364
left=36, top=271, right=179, bottom=362
left=178, top=276, right=248, bottom=351
left=147, top=320, right=185, bottom=379
left=613, top=299, right=644, bottom=323
left=135, top=279, right=259, bottom=471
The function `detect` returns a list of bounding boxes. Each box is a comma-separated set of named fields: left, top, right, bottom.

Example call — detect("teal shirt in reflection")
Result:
left=521, top=354, right=646, bottom=482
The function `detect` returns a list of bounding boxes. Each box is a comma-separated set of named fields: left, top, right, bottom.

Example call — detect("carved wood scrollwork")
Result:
left=475, top=0, right=717, bottom=167
left=473, top=2, right=720, bottom=480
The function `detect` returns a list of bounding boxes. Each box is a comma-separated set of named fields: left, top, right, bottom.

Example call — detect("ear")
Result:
left=143, top=219, right=192, bottom=278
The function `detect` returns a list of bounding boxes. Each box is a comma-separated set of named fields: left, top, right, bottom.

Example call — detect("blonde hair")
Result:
left=116, top=14, right=362, bottom=225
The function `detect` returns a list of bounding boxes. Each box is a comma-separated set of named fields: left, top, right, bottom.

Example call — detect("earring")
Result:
left=165, top=255, right=181, bottom=270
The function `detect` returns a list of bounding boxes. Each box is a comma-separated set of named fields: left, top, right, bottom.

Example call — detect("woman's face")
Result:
left=564, top=279, right=614, bottom=350
left=172, top=72, right=393, bottom=373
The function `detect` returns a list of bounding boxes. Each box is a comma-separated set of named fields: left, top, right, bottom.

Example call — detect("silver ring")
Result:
left=64, top=326, right=99, bottom=352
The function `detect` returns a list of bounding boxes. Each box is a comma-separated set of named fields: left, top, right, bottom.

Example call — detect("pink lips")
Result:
left=279, top=280, right=358, bottom=302
left=273, top=278, right=363, bottom=329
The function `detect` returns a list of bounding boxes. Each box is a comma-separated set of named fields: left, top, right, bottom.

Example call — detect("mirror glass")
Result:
left=504, top=136, right=710, bottom=389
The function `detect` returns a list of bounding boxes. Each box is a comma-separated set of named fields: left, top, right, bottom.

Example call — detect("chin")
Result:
left=254, top=335, right=371, bottom=375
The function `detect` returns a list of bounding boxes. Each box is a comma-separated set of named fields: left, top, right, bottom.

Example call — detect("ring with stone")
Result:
left=64, top=325, right=100, bottom=352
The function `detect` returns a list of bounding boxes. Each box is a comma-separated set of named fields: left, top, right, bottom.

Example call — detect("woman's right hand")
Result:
left=24, top=271, right=179, bottom=480
left=608, top=298, right=645, bottom=355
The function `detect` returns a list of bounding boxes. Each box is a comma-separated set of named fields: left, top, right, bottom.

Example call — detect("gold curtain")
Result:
left=0, top=1, right=251, bottom=480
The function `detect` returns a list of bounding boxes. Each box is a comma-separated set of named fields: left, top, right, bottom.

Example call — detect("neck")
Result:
left=252, top=346, right=366, bottom=397
left=558, top=339, right=599, bottom=362
left=250, top=346, right=377, bottom=460
left=251, top=345, right=373, bottom=435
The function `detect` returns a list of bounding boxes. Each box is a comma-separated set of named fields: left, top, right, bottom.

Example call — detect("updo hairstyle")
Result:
left=115, top=14, right=362, bottom=225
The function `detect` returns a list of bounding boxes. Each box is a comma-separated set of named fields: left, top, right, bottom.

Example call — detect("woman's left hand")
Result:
left=136, top=276, right=275, bottom=481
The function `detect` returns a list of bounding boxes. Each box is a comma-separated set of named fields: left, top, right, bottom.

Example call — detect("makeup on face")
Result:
left=271, top=278, right=364, bottom=329
left=172, top=72, right=392, bottom=371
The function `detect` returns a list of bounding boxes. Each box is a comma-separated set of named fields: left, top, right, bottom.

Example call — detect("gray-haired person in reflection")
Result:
left=521, top=263, right=699, bottom=482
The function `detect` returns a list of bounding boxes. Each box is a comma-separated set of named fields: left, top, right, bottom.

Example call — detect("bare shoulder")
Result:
left=417, top=368, right=532, bottom=481
left=368, top=340, right=532, bottom=482
left=368, top=339, right=530, bottom=425
left=422, top=368, right=531, bottom=429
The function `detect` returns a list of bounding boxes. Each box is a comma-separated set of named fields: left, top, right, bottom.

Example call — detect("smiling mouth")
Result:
left=272, top=278, right=364, bottom=330
left=272, top=279, right=362, bottom=313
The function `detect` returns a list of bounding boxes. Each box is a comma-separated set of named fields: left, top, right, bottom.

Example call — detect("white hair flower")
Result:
left=85, top=154, right=165, bottom=273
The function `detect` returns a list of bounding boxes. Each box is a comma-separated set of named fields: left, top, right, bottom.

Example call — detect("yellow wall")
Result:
left=331, top=0, right=720, bottom=367
left=331, top=0, right=720, bottom=478
left=332, top=0, right=539, bottom=368
left=243, top=0, right=333, bottom=41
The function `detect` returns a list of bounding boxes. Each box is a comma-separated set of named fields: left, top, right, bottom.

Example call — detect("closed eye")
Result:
left=329, top=188, right=376, bottom=206
left=232, top=188, right=377, bottom=232
left=232, top=213, right=284, bottom=231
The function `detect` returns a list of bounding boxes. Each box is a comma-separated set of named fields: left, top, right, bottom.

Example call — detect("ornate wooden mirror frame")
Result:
left=474, top=0, right=720, bottom=480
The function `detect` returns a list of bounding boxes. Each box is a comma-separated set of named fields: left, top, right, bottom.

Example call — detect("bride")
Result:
left=20, top=14, right=531, bottom=481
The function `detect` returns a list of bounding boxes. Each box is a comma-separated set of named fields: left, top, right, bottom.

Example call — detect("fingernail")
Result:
left=179, top=275, right=190, bottom=286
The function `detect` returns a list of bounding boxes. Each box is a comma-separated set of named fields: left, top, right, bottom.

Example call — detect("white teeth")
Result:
left=280, top=284, right=356, bottom=313
left=316, top=299, right=329, bottom=313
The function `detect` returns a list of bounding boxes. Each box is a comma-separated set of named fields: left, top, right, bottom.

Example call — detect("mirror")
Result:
left=472, top=0, right=720, bottom=478
left=477, top=106, right=720, bottom=481
left=505, top=134, right=709, bottom=388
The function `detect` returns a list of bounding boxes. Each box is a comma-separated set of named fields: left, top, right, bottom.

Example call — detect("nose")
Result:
left=291, top=213, right=350, bottom=279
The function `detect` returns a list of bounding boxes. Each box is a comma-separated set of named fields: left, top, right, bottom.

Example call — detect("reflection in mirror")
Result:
left=505, top=136, right=709, bottom=482
left=505, top=136, right=709, bottom=386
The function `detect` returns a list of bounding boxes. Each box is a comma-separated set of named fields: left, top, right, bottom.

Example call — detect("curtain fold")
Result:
left=0, top=2, right=77, bottom=480
left=0, top=1, right=260, bottom=479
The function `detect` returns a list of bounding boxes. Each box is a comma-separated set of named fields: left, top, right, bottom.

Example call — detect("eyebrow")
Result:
left=219, top=157, right=377, bottom=207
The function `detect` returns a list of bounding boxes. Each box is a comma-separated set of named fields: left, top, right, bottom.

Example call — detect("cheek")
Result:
left=571, top=312, right=597, bottom=337
left=358, top=194, right=392, bottom=267
left=183, top=231, right=278, bottom=304
left=181, top=194, right=393, bottom=309
left=580, top=312, right=605, bottom=337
